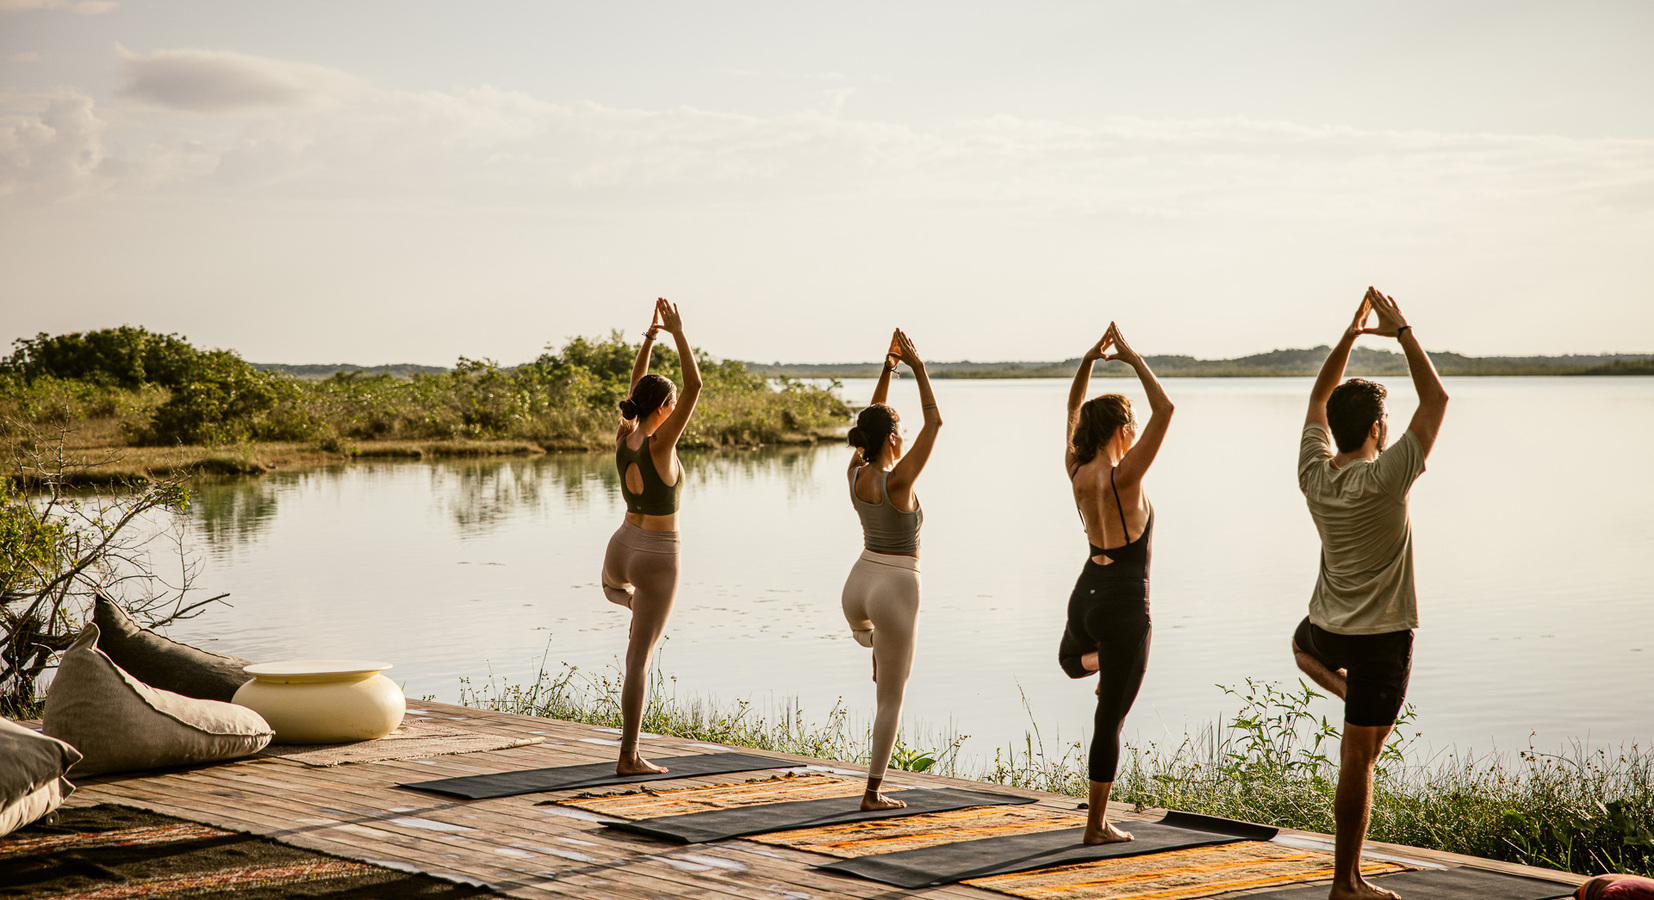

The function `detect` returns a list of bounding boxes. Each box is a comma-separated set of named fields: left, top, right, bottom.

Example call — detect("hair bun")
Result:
left=618, top=398, right=640, bottom=419
left=846, top=425, right=865, bottom=448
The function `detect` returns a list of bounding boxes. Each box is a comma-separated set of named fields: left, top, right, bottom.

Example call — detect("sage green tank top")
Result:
left=850, top=465, right=922, bottom=554
left=617, top=433, right=682, bottom=516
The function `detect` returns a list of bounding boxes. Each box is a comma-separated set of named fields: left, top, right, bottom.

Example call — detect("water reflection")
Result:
left=162, top=378, right=1654, bottom=763
left=188, top=473, right=285, bottom=551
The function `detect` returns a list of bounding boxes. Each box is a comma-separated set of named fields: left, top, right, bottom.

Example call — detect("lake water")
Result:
left=161, top=376, right=1654, bottom=766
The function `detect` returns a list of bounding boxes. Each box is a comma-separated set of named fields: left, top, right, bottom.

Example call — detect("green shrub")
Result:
left=3, top=326, right=204, bottom=389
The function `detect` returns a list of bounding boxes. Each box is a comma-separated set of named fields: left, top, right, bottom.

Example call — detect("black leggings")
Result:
left=1058, top=561, right=1151, bottom=783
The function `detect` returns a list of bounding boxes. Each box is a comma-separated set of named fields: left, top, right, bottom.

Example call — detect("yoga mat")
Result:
left=754, top=805, right=1084, bottom=858
left=816, top=810, right=1279, bottom=889
left=963, top=840, right=1407, bottom=900
left=606, top=787, right=1029, bottom=844
left=400, top=751, right=797, bottom=799
left=1224, top=866, right=1574, bottom=900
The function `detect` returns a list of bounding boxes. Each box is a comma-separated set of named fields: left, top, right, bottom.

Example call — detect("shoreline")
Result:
left=12, top=431, right=846, bottom=486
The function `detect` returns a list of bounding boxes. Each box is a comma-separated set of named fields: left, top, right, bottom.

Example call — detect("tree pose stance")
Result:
left=841, top=329, right=942, bottom=811
left=1060, top=322, right=1173, bottom=845
left=1291, top=288, right=1447, bottom=900
left=600, top=298, right=703, bottom=776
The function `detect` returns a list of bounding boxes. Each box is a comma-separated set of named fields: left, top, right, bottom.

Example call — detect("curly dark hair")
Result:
left=1327, top=378, right=1387, bottom=452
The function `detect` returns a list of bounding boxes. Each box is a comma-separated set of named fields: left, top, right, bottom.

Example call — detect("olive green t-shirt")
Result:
left=1298, top=423, right=1427, bottom=635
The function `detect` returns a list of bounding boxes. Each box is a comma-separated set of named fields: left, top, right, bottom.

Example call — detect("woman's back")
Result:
left=1071, top=457, right=1150, bottom=561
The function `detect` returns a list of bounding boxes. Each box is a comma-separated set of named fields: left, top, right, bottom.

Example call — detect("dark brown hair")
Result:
left=847, top=403, right=900, bottom=464
left=1327, top=378, right=1387, bottom=453
left=1070, top=394, right=1134, bottom=465
left=619, top=373, right=676, bottom=421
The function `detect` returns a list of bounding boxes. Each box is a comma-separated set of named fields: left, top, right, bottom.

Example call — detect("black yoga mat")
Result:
left=400, top=751, right=797, bottom=799
left=1226, top=866, right=1575, bottom=900
left=606, top=787, right=1029, bottom=844
left=816, top=810, right=1278, bottom=888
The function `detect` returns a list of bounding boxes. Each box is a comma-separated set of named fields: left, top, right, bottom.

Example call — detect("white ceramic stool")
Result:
left=232, top=659, right=405, bottom=744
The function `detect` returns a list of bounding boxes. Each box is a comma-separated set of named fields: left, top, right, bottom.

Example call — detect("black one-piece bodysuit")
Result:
left=1058, top=467, right=1152, bottom=783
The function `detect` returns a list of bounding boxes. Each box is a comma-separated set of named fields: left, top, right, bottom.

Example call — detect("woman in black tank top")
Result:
left=599, top=298, right=702, bottom=777
left=1061, top=322, right=1174, bottom=845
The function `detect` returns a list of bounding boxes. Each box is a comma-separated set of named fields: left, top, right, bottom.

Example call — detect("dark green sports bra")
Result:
left=616, top=433, right=682, bottom=516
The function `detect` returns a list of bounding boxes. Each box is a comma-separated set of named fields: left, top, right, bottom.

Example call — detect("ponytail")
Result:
left=1071, top=394, right=1134, bottom=464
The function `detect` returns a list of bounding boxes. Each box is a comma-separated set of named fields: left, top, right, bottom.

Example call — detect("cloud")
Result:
left=0, top=90, right=108, bottom=200
left=0, top=0, right=116, bottom=14
left=6, top=45, right=1654, bottom=227
left=9, top=51, right=42, bottom=63
left=115, top=45, right=367, bottom=113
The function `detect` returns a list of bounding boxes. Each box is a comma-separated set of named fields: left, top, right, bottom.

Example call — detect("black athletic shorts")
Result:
left=1292, top=616, right=1413, bottom=727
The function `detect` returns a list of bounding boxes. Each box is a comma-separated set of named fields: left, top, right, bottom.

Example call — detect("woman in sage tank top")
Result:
left=842, top=328, right=942, bottom=811
left=1061, top=322, right=1173, bottom=843
left=601, top=298, right=702, bottom=776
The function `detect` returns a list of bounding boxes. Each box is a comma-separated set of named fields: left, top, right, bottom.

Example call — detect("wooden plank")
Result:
left=51, top=699, right=1582, bottom=900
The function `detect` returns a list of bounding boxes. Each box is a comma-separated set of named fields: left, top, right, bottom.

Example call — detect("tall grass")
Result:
left=459, top=664, right=1653, bottom=877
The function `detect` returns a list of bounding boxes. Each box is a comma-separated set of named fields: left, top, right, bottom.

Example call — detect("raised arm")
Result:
left=630, top=303, right=663, bottom=390
left=869, top=329, right=900, bottom=406
left=1307, top=291, right=1373, bottom=428
left=1365, top=289, right=1448, bottom=457
left=888, top=330, right=941, bottom=492
left=1109, top=324, right=1174, bottom=485
left=1065, top=330, right=1113, bottom=472
left=648, top=299, right=703, bottom=450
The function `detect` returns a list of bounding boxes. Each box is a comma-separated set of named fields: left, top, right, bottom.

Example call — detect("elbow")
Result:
left=928, top=413, right=944, bottom=430
left=1154, top=400, right=1175, bottom=417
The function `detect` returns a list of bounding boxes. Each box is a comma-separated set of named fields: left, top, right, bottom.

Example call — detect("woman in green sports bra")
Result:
left=600, top=298, right=703, bottom=776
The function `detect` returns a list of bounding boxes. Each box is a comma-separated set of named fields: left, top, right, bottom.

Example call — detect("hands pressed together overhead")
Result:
left=1085, top=322, right=1143, bottom=367
left=1347, top=287, right=1410, bottom=340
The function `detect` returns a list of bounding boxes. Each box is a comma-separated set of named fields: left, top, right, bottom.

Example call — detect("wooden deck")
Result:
left=49, top=700, right=1585, bottom=899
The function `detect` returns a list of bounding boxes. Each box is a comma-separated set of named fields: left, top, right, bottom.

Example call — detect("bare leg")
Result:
left=1294, top=638, right=1348, bottom=700
left=1083, top=780, right=1134, bottom=844
left=1328, top=722, right=1396, bottom=900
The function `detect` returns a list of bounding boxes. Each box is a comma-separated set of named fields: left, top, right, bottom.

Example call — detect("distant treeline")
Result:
left=0, top=327, right=848, bottom=451
left=744, top=346, right=1654, bottom=379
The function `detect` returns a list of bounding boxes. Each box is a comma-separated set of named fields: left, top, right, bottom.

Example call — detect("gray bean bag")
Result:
left=0, top=717, right=82, bottom=836
left=92, top=592, right=254, bottom=702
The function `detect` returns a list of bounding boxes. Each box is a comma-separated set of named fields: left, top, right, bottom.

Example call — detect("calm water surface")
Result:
left=166, top=377, right=1654, bottom=764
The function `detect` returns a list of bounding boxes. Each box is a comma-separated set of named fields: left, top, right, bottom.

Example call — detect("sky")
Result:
left=2, top=1, right=1651, bottom=366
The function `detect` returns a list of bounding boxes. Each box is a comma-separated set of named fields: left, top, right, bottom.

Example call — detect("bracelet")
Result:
left=1397, top=325, right=1413, bottom=338
left=642, top=331, right=657, bottom=340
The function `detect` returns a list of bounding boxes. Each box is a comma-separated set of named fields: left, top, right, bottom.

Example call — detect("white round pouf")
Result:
left=233, top=660, right=405, bottom=744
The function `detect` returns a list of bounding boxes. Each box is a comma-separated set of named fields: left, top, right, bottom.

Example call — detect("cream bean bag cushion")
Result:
left=0, top=717, right=82, bottom=836
left=43, top=624, right=273, bottom=777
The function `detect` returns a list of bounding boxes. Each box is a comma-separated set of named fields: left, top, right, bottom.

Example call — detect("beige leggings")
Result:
left=841, top=549, right=921, bottom=782
left=601, top=521, right=681, bottom=756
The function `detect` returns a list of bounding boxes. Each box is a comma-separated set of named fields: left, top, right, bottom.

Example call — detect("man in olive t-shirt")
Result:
left=1291, top=288, right=1448, bottom=900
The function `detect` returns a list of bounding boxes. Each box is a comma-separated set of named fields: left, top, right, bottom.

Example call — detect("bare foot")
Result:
left=1327, top=876, right=1399, bottom=900
left=602, top=580, right=635, bottom=609
left=616, top=753, right=667, bottom=776
left=1083, top=821, right=1134, bottom=845
left=861, top=791, right=907, bottom=811
left=1081, top=651, right=1099, bottom=672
